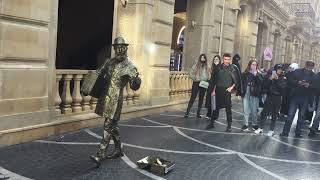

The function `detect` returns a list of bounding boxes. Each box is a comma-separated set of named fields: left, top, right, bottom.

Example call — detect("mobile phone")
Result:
left=272, top=70, right=276, bottom=76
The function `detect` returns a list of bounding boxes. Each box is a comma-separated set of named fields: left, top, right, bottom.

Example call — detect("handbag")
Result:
left=81, top=70, right=99, bottom=96
left=81, top=70, right=107, bottom=98
left=199, top=80, right=209, bottom=89
left=211, top=86, right=216, bottom=111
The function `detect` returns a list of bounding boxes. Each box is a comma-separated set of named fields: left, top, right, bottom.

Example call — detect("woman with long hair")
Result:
left=185, top=54, right=211, bottom=118
left=205, top=55, right=221, bottom=119
left=241, top=59, right=263, bottom=132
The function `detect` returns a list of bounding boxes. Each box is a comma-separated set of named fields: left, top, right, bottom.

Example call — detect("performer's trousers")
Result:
left=97, top=118, right=121, bottom=158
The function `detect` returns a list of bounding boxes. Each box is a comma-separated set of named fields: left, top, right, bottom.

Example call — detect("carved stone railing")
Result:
left=55, top=70, right=140, bottom=115
left=169, top=71, right=192, bottom=101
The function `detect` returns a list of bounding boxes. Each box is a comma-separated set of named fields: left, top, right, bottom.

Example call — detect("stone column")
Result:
left=114, top=0, right=173, bottom=106
left=236, top=1, right=259, bottom=69
left=0, top=1, right=53, bottom=130
left=183, top=0, right=216, bottom=70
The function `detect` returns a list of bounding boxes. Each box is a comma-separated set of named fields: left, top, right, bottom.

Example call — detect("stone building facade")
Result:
left=0, top=0, right=319, bottom=145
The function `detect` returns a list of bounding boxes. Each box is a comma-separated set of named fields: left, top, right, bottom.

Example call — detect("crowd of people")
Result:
left=185, top=53, right=320, bottom=138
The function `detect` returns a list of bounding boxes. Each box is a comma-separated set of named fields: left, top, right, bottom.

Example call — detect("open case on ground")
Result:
left=137, top=156, right=175, bottom=174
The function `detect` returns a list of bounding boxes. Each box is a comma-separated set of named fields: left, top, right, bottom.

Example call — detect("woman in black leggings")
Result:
left=185, top=54, right=211, bottom=118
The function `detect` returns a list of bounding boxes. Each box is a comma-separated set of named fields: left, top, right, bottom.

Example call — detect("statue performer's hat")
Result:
left=112, top=37, right=129, bottom=46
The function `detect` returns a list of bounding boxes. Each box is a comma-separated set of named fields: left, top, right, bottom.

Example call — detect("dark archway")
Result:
left=56, top=0, right=114, bottom=70
left=170, top=0, right=187, bottom=71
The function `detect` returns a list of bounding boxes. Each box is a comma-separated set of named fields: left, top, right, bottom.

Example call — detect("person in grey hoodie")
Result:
left=185, top=54, right=211, bottom=118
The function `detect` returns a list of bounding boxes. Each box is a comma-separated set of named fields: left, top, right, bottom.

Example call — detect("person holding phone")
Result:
left=255, top=64, right=287, bottom=136
left=241, top=59, right=263, bottom=132
left=280, top=60, right=315, bottom=138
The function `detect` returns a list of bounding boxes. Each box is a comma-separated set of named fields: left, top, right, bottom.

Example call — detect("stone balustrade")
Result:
left=55, top=70, right=140, bottom=115
left=169, top=71, right=192, bottom=101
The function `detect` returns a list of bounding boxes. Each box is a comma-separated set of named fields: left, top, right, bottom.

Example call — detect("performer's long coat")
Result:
left=95, top=57, right=140, bottom=120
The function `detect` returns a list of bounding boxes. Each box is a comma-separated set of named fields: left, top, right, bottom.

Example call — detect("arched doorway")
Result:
left=169, top=0, right=187, bottom=71
left=56, top=0, right=115, bottom=70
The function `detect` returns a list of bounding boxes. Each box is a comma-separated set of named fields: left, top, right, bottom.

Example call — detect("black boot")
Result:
left=308, top=128, right=317, bottom=137
left=206, top=119, right=215, bottom=129
left=225, top=121, right=232, bottom=132
left=184, top=112, right=189, bottom=118
left=196, top=109, right=202, bottom=118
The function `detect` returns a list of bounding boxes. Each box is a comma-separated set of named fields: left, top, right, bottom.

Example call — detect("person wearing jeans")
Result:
left=241, top=59, right=263, bottom=132
left=255, top=64, right=287, bottom=137
left=280, top=60, right=315, bottom=138
left=185, top=54, right=211, bottom=118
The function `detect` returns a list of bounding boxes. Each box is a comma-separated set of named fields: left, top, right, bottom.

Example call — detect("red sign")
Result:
left=263, top=47, right=273, bottom=61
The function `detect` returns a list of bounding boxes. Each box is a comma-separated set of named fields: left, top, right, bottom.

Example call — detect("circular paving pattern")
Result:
left=0, top=100, right=320, bottom=180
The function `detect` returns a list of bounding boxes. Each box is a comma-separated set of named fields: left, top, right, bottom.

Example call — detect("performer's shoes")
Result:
left=106, top=151, right=124, bottom=159
left=225, top=126, right=232, bottom=132
left=90, top=155, right=102, bottom=167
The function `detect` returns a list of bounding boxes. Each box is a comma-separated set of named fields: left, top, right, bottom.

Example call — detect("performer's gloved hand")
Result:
left=130, top=76, right=141, bottom=91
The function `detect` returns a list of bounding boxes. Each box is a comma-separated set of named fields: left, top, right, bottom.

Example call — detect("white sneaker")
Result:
left=267, top=131, right=274, bottom=137
left=255, top=128, right=263, bottom=134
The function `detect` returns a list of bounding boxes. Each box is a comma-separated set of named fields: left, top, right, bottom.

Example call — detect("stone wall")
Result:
left=0, top=0, right=57, bottom=130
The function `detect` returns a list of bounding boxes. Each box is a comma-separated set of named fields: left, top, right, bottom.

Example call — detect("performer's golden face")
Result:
left=114, top=45, right=128, bottom=60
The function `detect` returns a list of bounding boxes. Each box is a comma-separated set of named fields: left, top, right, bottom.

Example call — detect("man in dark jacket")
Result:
left=280, top=60, right=315, bottom=138
left=309, top=72, right=320, bottom=137
left=232, top=54, right=243, bottom=96
left=255, top=64, right=287, bottom=136
left=206, top=53, right=240, bottom=132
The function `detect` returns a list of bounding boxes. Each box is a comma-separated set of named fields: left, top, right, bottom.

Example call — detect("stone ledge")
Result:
left=0, top=100, right=189, bottom=146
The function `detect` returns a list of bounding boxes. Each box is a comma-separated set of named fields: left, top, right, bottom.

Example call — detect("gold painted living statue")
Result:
left=82, top=37, right=141, bottom=167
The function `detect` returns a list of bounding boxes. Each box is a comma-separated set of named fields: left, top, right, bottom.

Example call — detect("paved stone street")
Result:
left=1, top=99, right=320, bottom=180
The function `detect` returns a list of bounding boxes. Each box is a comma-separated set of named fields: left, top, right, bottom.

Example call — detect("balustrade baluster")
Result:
left=126, top=83, right=134, bottom=105
left=123, top=84, right=128, bottom=107
left=61, top=74, right=73, bottom=114
left=72, top=74, right=83, bottom=112
left=55, top=74, right=62, bottom=114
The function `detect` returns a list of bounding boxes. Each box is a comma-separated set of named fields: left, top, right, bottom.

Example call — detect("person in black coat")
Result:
left=309, top=72, right=320, bottom=137
left=206, top=53, right=241, bottom=132
left=255, top=64, right=287, bottom=137
left=280, top=63, right=299, bottom=117
left=205, top=55, right=221, bottom=119
left=232, top=54, right=243, bottom=96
